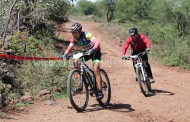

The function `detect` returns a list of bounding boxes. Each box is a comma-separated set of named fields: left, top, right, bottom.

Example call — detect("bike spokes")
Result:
left=137, top=69, right=150, bottom=97
left=67, top=69, right=89, bottom=112
left=97, top=69, right=111, bottom=106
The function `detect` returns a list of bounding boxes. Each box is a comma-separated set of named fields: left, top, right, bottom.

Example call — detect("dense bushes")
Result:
left=15, top=60, right=69, bottom=98
left=0, top=0, right=71, bottom=107
left=69, top=0, right=107, bottom=21
left=71, top=0, right=190, bottom=69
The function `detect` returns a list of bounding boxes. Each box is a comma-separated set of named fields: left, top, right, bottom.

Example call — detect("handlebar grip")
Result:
left=66, top=55, right=70, bottom=60
left=122, top=57, right=130, bottom=60
left=126, top=57, right=130, bottom=60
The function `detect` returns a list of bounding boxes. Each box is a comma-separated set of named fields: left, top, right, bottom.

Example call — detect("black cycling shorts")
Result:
left=84, top=50, right=101, bottom=63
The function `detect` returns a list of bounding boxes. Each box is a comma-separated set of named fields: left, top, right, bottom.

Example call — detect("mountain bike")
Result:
left=123, top=51, right=151, bottom=97
left=66, top=51, right=111, bottom=112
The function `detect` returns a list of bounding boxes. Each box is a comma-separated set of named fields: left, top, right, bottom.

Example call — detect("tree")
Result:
left=115, top=0, right=154, bottom=22
left=105, top=0, right=117, bottom=22
left=150, top=0, right=190, bottom=36
left=2, top=0, right=18, bottom=46
left=77, top=0, right=97, bottom=15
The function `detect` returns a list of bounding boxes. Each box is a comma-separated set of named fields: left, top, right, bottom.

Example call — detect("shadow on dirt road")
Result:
left=81, top=103, right=135, bottom=113
left=151, top=89, right=175, bottom=96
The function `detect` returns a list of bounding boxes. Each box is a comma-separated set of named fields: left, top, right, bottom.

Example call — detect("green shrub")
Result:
left=8, top=32, right=43, bottom=57
left=99, top=20, right=190, bottom=69
left=15, top=60, right=69, bottom=97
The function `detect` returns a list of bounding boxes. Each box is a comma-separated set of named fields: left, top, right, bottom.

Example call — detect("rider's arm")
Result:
left=140, top=34, right=150, bottom=48
left=91, top=38, right=100, bottom=50
left=122, top=37, right=130, bottom=56
left=64, top=38, right=75, bottom=55
left=86, top=32, right=100, bottom=51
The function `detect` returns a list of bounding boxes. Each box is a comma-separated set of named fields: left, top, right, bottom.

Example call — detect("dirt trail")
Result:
left=1, top=20, right=190, bottom=122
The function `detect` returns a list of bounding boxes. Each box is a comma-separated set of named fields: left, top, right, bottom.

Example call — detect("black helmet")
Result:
left=70, top=23, right=82, bottom=32
left=129, top=27, right=138, bottom=35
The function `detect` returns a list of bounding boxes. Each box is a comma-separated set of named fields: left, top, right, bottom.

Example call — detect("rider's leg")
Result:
left=141, top=54, right=155, bottom=83
left=91, top=50, right=103, bottom=99
left=93, top=62, right=102, bottom=91
left=141, top=54, right=153, bottom=77
left=93, top=62, right=103, bottom=100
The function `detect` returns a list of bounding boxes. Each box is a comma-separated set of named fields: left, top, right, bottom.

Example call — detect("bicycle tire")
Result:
left=97, top=69, right=111, bottom=106
left=146, top=77, right=151, bottom=91
left=67, top=69, right=89, bottom=112
left=136, top=67, right=150, bottom=97
left=144, top=68, right=152, bottom=91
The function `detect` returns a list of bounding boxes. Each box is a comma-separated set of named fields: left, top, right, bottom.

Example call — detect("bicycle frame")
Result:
left=68, top=52, right=96, bottom=92
left=67, top=51, right=111, bottom=111
left=126, top=52, right=147, bottom=78
left=123, top=51, right=152, bottom=96
left=134, top=55, right=148, bottom=82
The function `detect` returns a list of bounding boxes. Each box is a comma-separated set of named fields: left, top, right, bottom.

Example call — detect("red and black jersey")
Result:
left=122, top=33, right=151, bottom=55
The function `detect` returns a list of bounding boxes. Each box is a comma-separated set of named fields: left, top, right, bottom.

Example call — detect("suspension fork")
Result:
left=140, top=65, right=146, bottom=81
left=142, top=66, right=149, bottom=80
left=135, top=63, right=146, bottom=81
left=79, top=60, right=84, bottom=89
left=135, top=65, right=140, bottom=81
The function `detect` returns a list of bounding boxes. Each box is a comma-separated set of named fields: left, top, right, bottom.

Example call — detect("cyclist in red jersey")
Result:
left=122, top=27, right=155, bottom=83
left=61, top=23, right=103, bottom=100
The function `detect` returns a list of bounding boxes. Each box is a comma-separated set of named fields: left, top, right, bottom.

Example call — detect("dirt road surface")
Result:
left=1, top=20, right=190, bottom=122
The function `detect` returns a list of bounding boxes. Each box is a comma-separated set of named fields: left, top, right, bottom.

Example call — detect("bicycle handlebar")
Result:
left=122, top=51, right=149, bottom=60
left=66, top=51, right=89, bottom=60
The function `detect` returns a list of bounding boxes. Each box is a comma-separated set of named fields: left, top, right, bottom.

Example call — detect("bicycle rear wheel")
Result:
left=97, top=69, right=111, bottom=106
left=67, top=69, right=89, bottom=112
left=136, top=67, right=150, bottom=97
left=147, top=78, right=151, bottom=91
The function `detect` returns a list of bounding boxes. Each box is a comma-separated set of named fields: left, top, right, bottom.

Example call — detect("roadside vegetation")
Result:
left=0, top=0, right=71, bottom=112
left=70, top=0, right=190, bottom=69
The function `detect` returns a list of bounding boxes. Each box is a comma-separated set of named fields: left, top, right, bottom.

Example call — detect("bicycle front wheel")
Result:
left=97, top=69, right=111, bottom=106
left=136, top=67, right=150, bottom=97
left=67, top=69, right=89, bottom=112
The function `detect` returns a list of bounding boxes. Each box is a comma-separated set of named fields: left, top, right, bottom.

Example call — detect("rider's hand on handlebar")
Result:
left=61, top=53, right=65, bottom=59
left=61, top=53, right=68, bottom=60
left=145, top=48, right=150, bottom=52
left=88, top=49, right=94, bottom=54
left=122, top=56, right=127, bottom=60
left=122, top=56, right=130, bottom=60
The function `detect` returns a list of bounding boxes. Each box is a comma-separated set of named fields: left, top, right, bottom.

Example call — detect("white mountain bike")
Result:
left=123, top=51, right=152, bottom=97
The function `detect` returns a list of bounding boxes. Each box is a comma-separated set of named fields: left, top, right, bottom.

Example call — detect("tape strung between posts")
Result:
left=0, top=53, right=62, bottom=61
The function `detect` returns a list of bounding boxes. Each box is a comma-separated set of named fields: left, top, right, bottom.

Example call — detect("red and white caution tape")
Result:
left=0, top=53, right=62, bottom=61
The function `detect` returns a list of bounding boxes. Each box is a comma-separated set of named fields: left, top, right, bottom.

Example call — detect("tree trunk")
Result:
left=2, top=0, right=18, bottom=46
